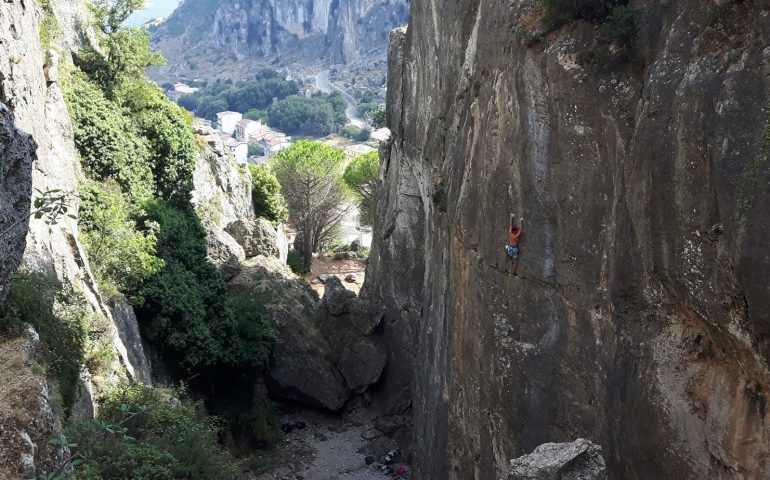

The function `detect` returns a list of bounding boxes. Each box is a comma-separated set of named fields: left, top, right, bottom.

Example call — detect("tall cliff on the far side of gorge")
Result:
left=363, top=1, right=770, bottom=478
left=151, top=0, right=410, bottom=78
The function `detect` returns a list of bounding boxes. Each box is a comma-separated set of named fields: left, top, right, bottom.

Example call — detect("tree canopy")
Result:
left=343, top=151, right=379, bottom=226
left=270, top=141, right=348, bottom=267
left=248, top=164, right=288, bottom=224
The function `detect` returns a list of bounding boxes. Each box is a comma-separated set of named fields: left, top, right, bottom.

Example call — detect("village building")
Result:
left=220, top=134, right=248, bottom=165
left=216, top=111, right=243, bottom=135
left=343, top=144, right=375, bottom=159
left=166, top=83, right=198, bottom=102
left=234, top=119, right=268, bottom=142
left=261, top=132, right=292, bottom=154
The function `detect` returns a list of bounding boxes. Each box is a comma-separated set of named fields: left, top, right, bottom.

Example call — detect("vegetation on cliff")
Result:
left=63, top=0, right=276, bottom=375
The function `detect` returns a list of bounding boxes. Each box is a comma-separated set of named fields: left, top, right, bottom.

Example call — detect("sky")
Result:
left=125, top=0, right=182, bottom=27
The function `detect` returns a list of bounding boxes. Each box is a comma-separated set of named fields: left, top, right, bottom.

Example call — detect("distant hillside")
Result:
left=150, top=0, right=410, bottom=81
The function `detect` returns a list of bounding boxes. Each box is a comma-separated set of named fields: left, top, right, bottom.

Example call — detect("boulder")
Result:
left=508, top=439, right=607, bottom=480
left=229, top=257, right=350, bottom=411
left=225, top=218, right=281, bottom=259
left=317, top=277, right=384, bottom=340
left=337, top=340, right=387, bottom=392
left=204, top=225, right=245, bottom=280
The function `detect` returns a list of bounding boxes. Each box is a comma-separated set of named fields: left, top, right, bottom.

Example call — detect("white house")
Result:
left=166, top=83, right=199, bottom=102
left=221, top=134, right=248, bottom=164
left=262, top=132, right=292, bottom=154
left=216, top=111, right=243, bottom=135
left=234, top=119, right=267, bottom=142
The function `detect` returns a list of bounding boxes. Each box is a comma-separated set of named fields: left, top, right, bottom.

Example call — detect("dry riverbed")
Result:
left=250, top=404, right=410, bottom=480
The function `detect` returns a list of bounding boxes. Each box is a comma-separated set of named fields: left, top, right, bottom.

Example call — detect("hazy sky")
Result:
left=125, top=0, right=181, bottom=27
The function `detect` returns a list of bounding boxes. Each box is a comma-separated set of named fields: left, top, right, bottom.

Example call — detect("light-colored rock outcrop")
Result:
left=192, top=127, right=288, bottom=275
left=153, top=0, right=409, bottom=67
left=364, top=2, right=770, bottom=479
left=508, top=439, right=607, bottom=480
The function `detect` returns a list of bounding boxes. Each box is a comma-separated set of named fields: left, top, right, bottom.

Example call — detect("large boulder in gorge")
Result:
left=337, top=340, right=387, bottom=393
left=229, top=256, right=349, bottom=410
left=0, top=104, right=35, bottom=303
left=225, top=218, right=281, bottom=259
left=317, top=276, right=384, bottom=340
left=508, top=439, right=607, bottom=480
left=316, top=277, right=387, bottom=392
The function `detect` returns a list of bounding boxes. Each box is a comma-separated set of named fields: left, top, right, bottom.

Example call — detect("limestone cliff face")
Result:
left=365, top=1, right=770, bottom=478
left=153, top=0, right=409, bottom=66
left=0, top=105, right=34, bottom=304
left=1, top=0, right=157, bottom=418
left=191, top=127, right=288, bottom=280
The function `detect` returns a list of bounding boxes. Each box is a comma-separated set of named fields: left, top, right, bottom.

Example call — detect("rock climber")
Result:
left=505, top=214, right=524, bottom=274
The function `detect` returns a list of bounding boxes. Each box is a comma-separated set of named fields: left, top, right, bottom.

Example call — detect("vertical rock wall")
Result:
left=0, top=105, right=34, bottom=303
left=0, top=0, right=152, bottom=389
left=365, top=1, right=770, bottom=478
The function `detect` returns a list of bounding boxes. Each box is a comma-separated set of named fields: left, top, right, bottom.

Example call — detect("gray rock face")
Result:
left=0, top=104, right=35, bottom=304
left=154, top=0, right=409, bottom=66
left=1, top=0, right=152, bottom=431
left=192, top=127, right=287, bottom=275
left=230, top=256, right=350, bottom=410
left=225, top=218, right=281, bottom=258
left=364, top=2, right=770, bottom=479
left=508, top=439, right=606, bottom=480
left=111, top=302, right=153, bottom=385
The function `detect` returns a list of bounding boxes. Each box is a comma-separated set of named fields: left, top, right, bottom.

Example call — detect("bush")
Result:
left=137, top=201, right=275, bottom=370
left=248, top=143, right=265, bottom=157
left=78, top=179, right=164, bottom=303
left=57, top=382, right=239, bottom=480
left=287, top=249, right=309, bottom=275
left=65, top=72, right=154, bottom=202
left=0, top=272, right=88, bottom=415
left=541, top=0, right=627, bottom=27
left=248, top=164, right=288, bottom=223
left=598, top=4, right=636, bottom=48
left=341, top=125, right=371, bottom=142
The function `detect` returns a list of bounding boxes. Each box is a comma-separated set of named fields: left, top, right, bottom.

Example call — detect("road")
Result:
left=315, top=70, right=366, bottom=128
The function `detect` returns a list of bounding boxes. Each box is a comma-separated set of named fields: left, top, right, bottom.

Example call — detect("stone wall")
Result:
left=364, top=1, right=770, bottom=478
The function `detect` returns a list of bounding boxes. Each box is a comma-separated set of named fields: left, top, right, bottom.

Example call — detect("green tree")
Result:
left=371, top=109, right=387, bottom=129
left=78, top=179, right=164, bottom=302
left=267, top=96, right=336, bottom=137
left=271, top=141, right=348, bottom=267
left=64, top=72, right=155, bottom=201
left=92, top=0, right=146, bottom=34
left=343, top=151, right=379, bottom=226
left=136, top=202, right=275, bottom=370
left=248, top=143, right=265, bottom=157
left=248, top=164, right=288, bottom=223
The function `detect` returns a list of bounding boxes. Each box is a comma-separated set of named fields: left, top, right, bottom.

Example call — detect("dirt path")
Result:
left=305, top=257, right=367, bottom=296
left=251, top=407, right=409, bottom=480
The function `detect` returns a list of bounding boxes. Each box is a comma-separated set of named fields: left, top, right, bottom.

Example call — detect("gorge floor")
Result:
left=251, top=405, right=407, bottom=480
